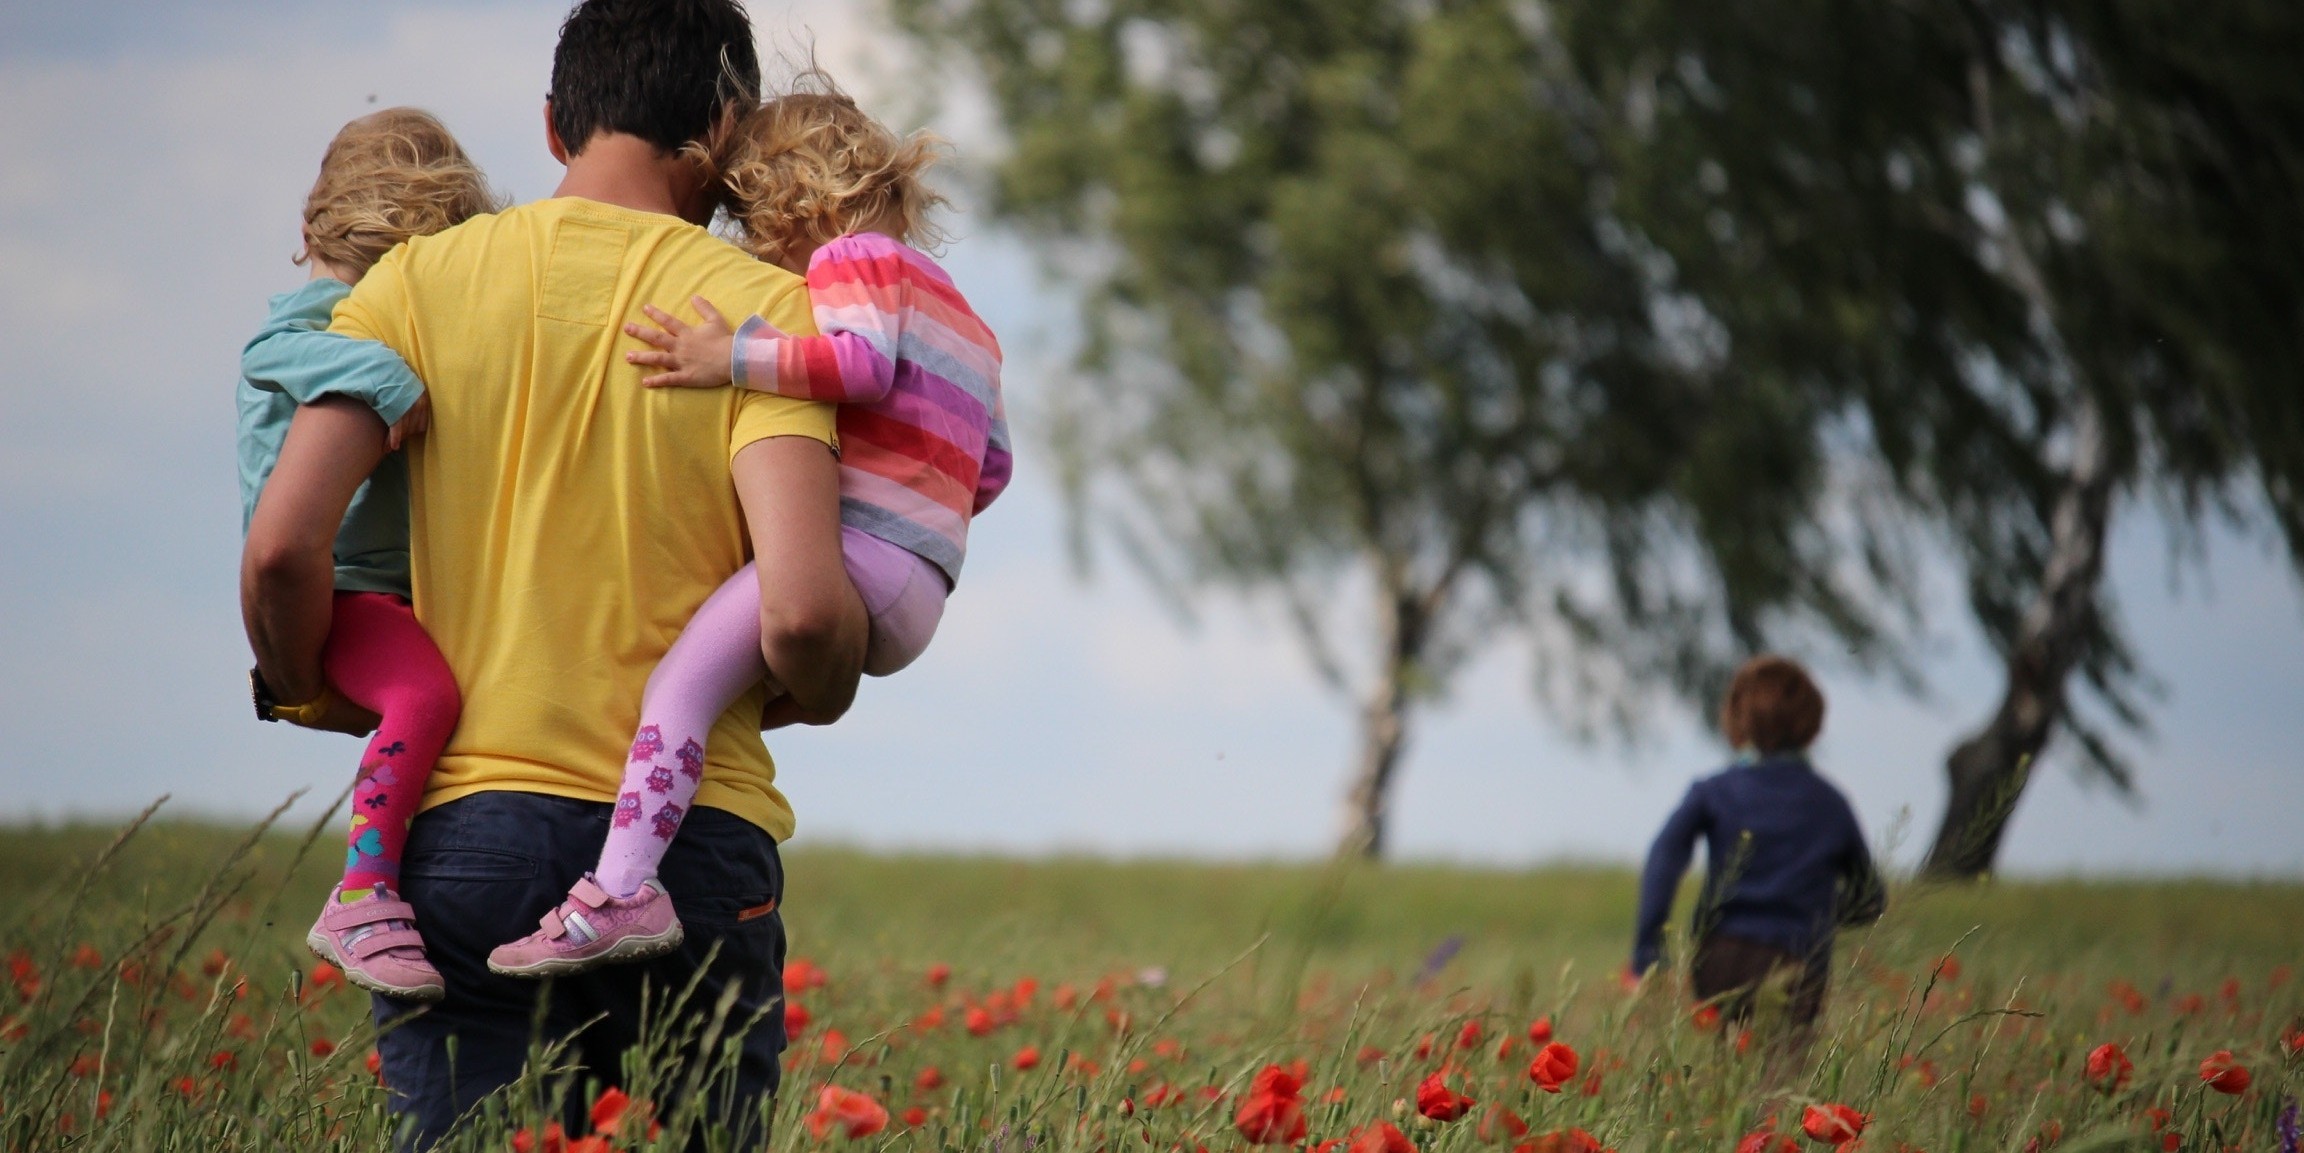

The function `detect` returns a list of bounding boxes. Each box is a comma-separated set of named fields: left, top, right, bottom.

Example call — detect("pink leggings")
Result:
left=322, top=591, right=460, bottom=897
left=593, top=528, right=945, bottom=897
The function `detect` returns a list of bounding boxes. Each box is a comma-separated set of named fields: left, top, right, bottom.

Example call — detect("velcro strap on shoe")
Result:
left=570, top=877, right=614, bottom=908
left=327, top=898, right=418, bottom=931
left=347, top=927, right=426, bottom=960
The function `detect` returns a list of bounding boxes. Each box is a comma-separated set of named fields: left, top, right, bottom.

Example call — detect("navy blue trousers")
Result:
left=371, top=792, right=788, bottom=1148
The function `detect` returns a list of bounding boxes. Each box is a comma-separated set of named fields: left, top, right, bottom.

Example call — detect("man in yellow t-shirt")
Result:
left=239, top=1, right=863, bottom=1142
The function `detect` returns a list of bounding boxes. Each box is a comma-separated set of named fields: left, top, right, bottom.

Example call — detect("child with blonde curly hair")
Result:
left=239, top=107, right=499, bottom=999
left=486, top=80, right=1011, bottom=976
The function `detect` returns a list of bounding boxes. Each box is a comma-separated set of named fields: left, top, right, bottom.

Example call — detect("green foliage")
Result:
left=891, top=0, right=2304, bottom=791
left=1, top=817, right=2300, bottom=1150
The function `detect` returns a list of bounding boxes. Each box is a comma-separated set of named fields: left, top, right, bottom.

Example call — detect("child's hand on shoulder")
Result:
left=624, top=296, right=741, bottom=389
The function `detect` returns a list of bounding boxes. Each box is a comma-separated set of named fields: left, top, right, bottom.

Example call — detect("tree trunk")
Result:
left=1335, top=591, right=1423, bottom=859
left=1922, top=396, right=2115, bottom=879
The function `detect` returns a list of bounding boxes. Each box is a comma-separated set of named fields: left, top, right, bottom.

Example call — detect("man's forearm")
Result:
left=241, top=397, right=389, bottom=704
left=243, top=544, right=336, bottom=705
left=732, top=434, right=868, bottom=720
left=761, top=587, right=867, bottom=716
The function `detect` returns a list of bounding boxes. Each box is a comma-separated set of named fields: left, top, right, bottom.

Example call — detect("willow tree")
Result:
left=892, top=0, right=1905, bottom=856
left=1568, top=0, right=2304, bottom=876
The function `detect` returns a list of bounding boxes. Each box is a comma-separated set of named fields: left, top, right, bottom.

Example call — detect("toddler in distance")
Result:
left=239, top=108, right=498, bottom=1000
left=487, top=79, right=1012, bottom=976
left=1629, top=655, right=1884, bottom=1044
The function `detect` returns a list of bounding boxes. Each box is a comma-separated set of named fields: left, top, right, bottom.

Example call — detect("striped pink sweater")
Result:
left=731, top=233, right=1010, bottom=584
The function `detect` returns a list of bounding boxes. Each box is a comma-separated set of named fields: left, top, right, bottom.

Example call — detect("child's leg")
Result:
left=843, top=526, right=950, bottom=677
left=593, top=565, right=769, bottom=899
left=322, top=591, right=460, bottom=898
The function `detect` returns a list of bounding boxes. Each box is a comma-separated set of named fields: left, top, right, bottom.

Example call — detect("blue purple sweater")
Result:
left=1630, top=753, right=1884, bottom=974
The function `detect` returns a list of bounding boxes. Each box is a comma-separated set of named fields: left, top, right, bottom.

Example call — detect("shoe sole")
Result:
left=485, top=921, right=686, bottom=979
left=306, top=931, right=447, bottom=1003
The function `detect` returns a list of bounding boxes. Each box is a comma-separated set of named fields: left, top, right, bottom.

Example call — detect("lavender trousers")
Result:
left=593, top=527, right=946, bottom=896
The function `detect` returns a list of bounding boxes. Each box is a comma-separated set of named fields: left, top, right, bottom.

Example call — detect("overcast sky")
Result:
left=1, top=0, right=2298, bottom=876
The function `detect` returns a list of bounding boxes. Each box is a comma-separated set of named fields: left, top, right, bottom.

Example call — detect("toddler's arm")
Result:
left=1630, top=783, right=1707, bottom=974
left=244, top=289, right=430, bottom=449
left=624, top=235, right=920, bottom=405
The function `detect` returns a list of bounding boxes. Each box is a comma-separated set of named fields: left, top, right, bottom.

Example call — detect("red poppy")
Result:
left=1414, top=1070, right=1474, bottom=1122
left=804, top=1086, right=890, bottom=1140
left=509, top=1121, right=568, bottom=1153
left=590, top=1086, right=656, bottom=1139
left=1456, top=1021, right=1484, bottom=1050
left=2107, top=981, right=2148, bottom=1015
left=2198, top=1050, right=2249, bottom=1094
left=68, top=1054, right=99, bottom=1078
left=902, top=1106, right=927, bottom=1127
left=1477, top=1105, right=1530, bottom=1142
left=784, top=1000, right=812, bottom=1037
left=1012, top=1045, right=1041, bottom=1071
left=1691, top=1004, right=1722, bottom=1032
left=1355, top=1045, right=1387, bottom=1066
left=1736, top=1129, right=1799, bottom=1153
left=1234, top=1065, right=1308, bottom=1144
left=1527, top=1017, right=1554, bottom=1045
left=1936, top=955, right=1963, bottom=981
left=785, top=957, right=827, bottom=992
left=1528, top=1042, right=1578, bottom=1093
left=310, top=1037, right=336, bottom=1058
left=310, top=961, right=345, bottom=992
left=1519, top=1130, right=1604, bottom=1153
left=2282, top=1025, right=2304, bottom=1057
left=1414, top=1033, right=1436, bottom=1060
left=365, top=1050, right=383, bottom=1078
left=69, top=945, right=102, bottom=970
left=925, top=963, right=951, bottom=988
left=1055, top=984, right=1078, bottom=1009
left=1347, top=1121, right=1418, bottom=1153
left=964, top=1006, right=995, bottom=1036
left=1801, top=1104, right=1867, bottom=1145
left=916, top=1066, right=946, bottom=1091
left=2084, top=1043, right=2132, bottom=1092
left=915, top=1006, right=945, bottom=1030
left=209, top=1050, right=236, bottom=1072
left=1154, top=1038, right=1185, bottom=1060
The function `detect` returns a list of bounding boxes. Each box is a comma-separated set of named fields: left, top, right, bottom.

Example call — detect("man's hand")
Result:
left=759, top=695, right=846, bottom=731
left=624, top=296, right=741, bottom=389
left=386, top=392, right=432, bottom=452
left=243, top=397, right=388, bottom=704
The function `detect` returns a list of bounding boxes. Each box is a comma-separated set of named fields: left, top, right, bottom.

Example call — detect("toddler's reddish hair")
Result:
left=1719, top=655, right=1825, bottom=754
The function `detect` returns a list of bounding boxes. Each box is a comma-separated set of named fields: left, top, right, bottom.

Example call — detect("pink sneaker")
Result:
left=487, top=875, right=684, bottom=978
left=306, top=885, right=445, bottom=1002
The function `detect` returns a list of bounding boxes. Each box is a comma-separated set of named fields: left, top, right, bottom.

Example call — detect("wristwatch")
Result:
left=250, top=667, right=335, bottom=725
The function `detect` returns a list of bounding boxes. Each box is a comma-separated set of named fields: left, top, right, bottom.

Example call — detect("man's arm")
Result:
left=241, top=397, right=387, bottom=714
left=731, top=435, right=867, bottom=719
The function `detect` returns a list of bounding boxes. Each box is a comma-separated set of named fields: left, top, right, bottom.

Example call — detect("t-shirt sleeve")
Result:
left=727, top=272, right=837, bottom=460
left=327, top=248, right=421, bottom=379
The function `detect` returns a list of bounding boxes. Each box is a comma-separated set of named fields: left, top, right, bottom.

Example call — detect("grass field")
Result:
left=0, top=810, right=2297, bottom=1151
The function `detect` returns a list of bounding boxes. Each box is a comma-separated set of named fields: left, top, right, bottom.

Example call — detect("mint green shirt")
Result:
left=236, top=277, right=427, bottom=597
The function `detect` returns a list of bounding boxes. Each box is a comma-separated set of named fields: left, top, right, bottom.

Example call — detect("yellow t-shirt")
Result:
left=331, top=197, right=834, bottom=839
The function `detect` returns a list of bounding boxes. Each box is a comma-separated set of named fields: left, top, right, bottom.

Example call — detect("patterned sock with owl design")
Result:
left=307, top=590, right=459, bottom=1000
left=592, top=563, right=772, bottom=900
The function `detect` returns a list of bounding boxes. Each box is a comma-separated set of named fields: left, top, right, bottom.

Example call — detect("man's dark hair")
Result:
left=549, top=0, right=760, bottom=156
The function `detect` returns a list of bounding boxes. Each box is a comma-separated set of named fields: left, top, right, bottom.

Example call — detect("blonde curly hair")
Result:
left=714, top=77, right=949, bottom=270
left=300, top=108, right=501, bottom=277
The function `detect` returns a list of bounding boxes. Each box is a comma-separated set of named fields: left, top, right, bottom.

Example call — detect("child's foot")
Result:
left=306, top=884, right=445, bottom=1002
left=486, top=875, right=683, bottom=978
